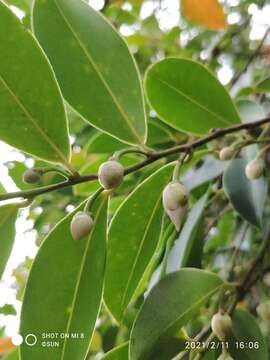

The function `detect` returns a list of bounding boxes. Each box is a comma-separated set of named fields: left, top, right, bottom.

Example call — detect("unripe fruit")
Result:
left=166, top=205, right=187, bottom=231
left=257, top=301, right=270, bottom=322
left=98, top=160, right=124, bottom=189
left=245, top=159, right=264, bottom=180
left=211, top=313, right=232, bottom=341
left=219, top=147, right=234, bottom=161
left=70, top=212, right=93, bottom=241
left=217, top=353, right=234, bottom=360
left=23, top=169, right=42, bottom=184
left=162, top=181, right=189, bottom=211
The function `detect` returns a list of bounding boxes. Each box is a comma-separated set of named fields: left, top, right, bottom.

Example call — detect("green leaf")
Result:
left=104, top=163, right=174, bottom=322
left=0, top=304, right=16, bottom=316
left=204, top=211, right=234, bottom=252
left=228, top=309, right=268, bottom=359
left=256, top=77, right=270, bottom=93
left=147, top=119, right=174, bottom=147
left=86, top=120, right=173, bottom=155
left=2, top=349, right=19, bottom=360
left=0, top=204, right=18, bottom=280
left=86, top=132, right=125, bottom=154
left=32, top=0, right=146, bottom=146
left=0, top=1, right=70, bottom=163
left=144, top=58, right=240, bottom=135
left=20, top=193, right=108, bottom=360
left=5, top=0, right=32, bottom=13
left=145, top=337, right=186, bottom=360
left=167, top=193, right=208, bottom=272
left=223, top=145, right=267, bottom=227
left=101, top=343, right=129, bottom=360
left=129, top=268, right=224, bottom=360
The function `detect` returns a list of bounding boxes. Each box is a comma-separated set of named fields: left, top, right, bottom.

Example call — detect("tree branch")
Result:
left=193, top=228, right=270, bottom=357
left=1, top=116, right=270, bottom=203
left=231, top=27, right=270, bottom=86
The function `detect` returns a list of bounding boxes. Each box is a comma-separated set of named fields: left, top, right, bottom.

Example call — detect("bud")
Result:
left=257, top=301, right=270, bottom=322
left=219, top=147, right=234, bottom=161
left=217, top=353, right=234, bottom=360
left=245, top=159, right=264, bottom=180
left=211, top=313, right=232, bottom=341
left=23, top=168, right=42, bottom=184
left=162, top=181, right=189, bottom=211
left=166, top=205, right=187, bottom=231
left=98, top=160, right=124, bottom=189
left=70, top=212, right=93, bottom=241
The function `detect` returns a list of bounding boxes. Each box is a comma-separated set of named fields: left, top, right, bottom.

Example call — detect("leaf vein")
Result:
left=0, top=73, right=67, bottom=164
left=151, top=74, right=232, bottom=126
left=119, top=195, right=162, bottom=320
left=60, top=196, right=106, bottom=359
left=52, top=0, right=143, bottom=145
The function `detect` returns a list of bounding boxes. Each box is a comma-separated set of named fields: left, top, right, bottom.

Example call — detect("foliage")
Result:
left=0, top=0, right=270, bottom=359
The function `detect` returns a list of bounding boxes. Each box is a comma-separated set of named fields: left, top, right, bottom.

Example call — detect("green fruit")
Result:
left=162, top=181, right=189, bottom=211
left=70, top=211, right=93, bottom=241
left=219, top=146, right=234, bottom=161
left=211, top=312, right=232, bottom=341
left=245, top=159, right=264, bottom=179
left=98, top=160, right=124, bottom=189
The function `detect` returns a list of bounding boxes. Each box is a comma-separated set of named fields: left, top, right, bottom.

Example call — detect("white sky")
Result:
left=1, top=0, right=270, bottom=340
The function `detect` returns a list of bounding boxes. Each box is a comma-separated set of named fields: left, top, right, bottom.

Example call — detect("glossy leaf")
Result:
left=182, top=0, right=227, bottom=30
left=130, top=269, right=224, bottom=360
left=228, top=310, right=268, bottom=359
left=0, top=1, right=69, bottom=163
left=167, top=193, right=208, bottom=272
left=145, top=58, right=240, bottom=135
left=102, top=343, right=129, bottom=360
left=20, top=194, right=108, bottom=360
left=104, top=163, right=174, bottom=322
left=256, top=77, right=270, bottom=93
left=145, top=337, right=186, bottom=360
left=33, top=0, right=146, bottom=146
left=223, top=145, right=267, bottom=227
left=86, top=132, right=125, bottom=154
left=86, top=120, right=173, bottom=154
left=0, top=205, right=18, bottom=280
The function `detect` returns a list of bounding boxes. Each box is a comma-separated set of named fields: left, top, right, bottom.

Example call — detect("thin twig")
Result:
left=192, top=229, right=270, bottom=359
left=208, top=0, right=267, bottom=64
left=231, top=28, right=270, bottom=86
left=1, top=116, right=270, bottom=202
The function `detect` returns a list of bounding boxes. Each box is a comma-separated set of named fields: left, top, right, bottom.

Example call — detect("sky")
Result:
left=0, top=0, right=270, bottom=342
